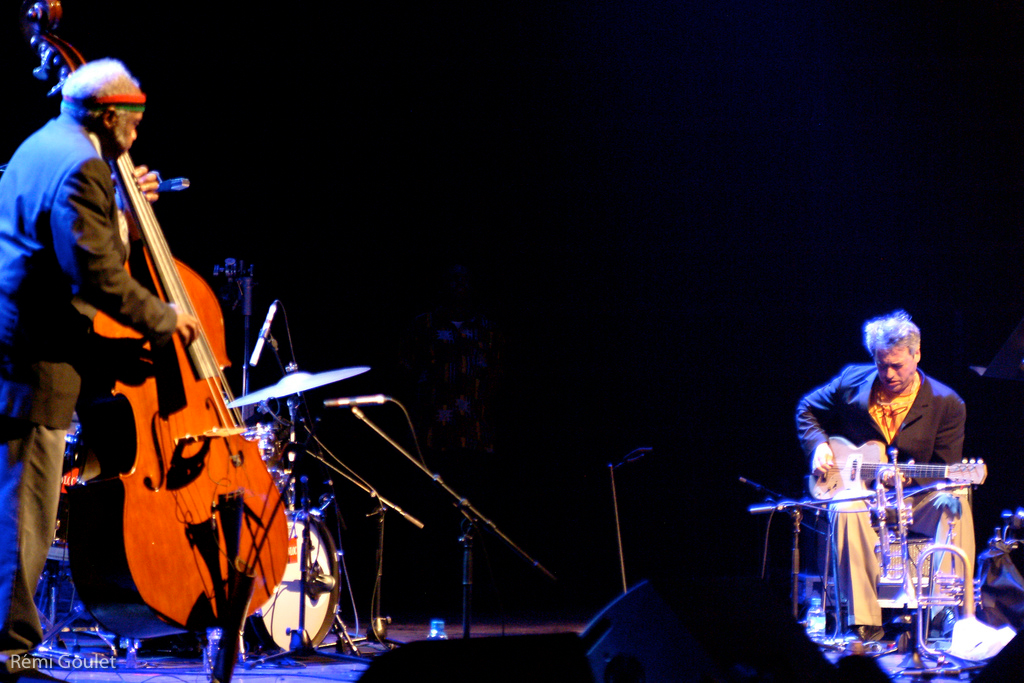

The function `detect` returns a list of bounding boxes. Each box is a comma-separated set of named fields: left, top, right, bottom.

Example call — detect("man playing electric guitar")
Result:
left=796, top=310, right=975, bottom=642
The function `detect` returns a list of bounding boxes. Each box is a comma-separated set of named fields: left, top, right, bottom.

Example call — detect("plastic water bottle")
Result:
left=204, top=627, right=222, bottom=674
left=427, top=619, right=448, bottom=640
left=806, top=596, right=826, bottom=639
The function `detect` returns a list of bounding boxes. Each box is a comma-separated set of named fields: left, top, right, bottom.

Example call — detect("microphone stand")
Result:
left=608, top=447, right=652, bottom=594
left=342, top=402, right=555, bottom=639
left=739, top=477, right=796, bottom=607
left=212, top=258, right=256, bottom=422
left=238, top=272, right=254, bottom=422
left=244, top=407, right=364, bottom=667
left=291, top=410, right=425, bottom=653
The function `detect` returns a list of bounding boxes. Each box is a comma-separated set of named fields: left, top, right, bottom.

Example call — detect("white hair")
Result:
left=863, top=309, right=921, bottom=356
left=60, top=59, right=141, bottom=124
left=62, top=58, right=140, bottom=101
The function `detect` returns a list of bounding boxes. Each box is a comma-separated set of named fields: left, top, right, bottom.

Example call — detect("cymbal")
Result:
left=226, top=366, right=370, bottom=408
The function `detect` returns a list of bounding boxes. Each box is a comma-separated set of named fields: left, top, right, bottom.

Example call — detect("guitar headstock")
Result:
left=949, top=459, right=988, bottom=486
left=20, top=0, right=84, bottom=96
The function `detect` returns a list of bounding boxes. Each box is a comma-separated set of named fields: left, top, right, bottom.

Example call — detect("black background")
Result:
left=3, top=1, right=1024, bottom=627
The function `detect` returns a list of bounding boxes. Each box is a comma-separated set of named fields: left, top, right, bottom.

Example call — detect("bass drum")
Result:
left=53, top=423, right=85, bottom=548
left=256, top=513, right=340, bottom=650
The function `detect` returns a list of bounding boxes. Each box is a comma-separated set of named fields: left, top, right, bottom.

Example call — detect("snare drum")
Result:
left=243, top=423, right=284, bottom=466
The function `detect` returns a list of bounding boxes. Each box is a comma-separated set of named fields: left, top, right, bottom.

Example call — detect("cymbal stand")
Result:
left=336, top=401, right=555, bottom=639
left=243, top=404, right=363, bottom=667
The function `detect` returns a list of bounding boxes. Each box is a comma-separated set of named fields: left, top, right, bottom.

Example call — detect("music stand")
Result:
left=972, top=313, right=1024, bottom=380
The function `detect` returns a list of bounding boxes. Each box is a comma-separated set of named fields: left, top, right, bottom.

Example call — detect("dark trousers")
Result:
left=0, top=418, right=65, bottom=670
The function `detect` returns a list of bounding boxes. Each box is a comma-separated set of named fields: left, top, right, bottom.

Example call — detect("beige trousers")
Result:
left=830, top=489, right=975, bottom=628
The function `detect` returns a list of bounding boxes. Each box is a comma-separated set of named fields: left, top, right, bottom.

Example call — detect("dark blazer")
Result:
left=796, top=363, right=966, bottom=466
left=0, top=113, right=176, bottom=429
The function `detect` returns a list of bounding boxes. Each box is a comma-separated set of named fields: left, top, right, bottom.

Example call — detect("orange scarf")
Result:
left=869, top=372, right=920, bottom=444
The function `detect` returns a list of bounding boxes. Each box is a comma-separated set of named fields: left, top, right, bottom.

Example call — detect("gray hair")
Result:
left=60, top=58, right=141, bottom=124
left=863, top=309, right=921, bottom=356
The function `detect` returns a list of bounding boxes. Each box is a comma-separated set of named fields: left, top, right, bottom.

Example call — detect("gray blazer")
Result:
left=0, top=113, right=176, bottom=428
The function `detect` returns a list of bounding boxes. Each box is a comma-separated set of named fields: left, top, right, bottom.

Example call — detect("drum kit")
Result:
left=36, top=365, right=370, bottom=659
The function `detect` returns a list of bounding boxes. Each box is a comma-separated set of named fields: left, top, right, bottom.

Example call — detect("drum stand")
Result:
left=35, top=553, right=119, bottom=660
left=242, top=397, right=364, bottom=667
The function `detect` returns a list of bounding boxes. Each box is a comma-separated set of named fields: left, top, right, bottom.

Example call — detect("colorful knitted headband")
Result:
left=62, top=92, right=147, bottom=113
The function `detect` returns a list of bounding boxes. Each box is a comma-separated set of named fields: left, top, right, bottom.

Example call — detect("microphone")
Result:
left=156, top=177, right=190, bottom=192
left=611, top=447, right=652, bottom=468
left=323, top=394, right=390, bottom=408
left=748, top=502, right=786, bottom=515
left=249, top=301, right=278, bottom=367
left=306, top=570, right=337, bottom=599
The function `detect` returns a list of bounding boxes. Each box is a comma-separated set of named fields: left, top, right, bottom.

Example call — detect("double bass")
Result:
left=19, top=3, right=289, bottom=679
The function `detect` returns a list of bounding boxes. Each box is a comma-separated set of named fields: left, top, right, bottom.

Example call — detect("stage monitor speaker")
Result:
left=606, top=577, right=853, bottom=682
left=581, top=580, right=719, bottom=682
left=360, top=579, right=851, bottom=682
left=358, top=632, right=594, bottom=682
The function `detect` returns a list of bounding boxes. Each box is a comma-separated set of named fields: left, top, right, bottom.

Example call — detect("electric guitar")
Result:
left=807, top=436, right=987, bottom=500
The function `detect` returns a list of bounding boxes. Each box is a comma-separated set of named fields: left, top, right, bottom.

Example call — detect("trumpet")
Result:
left=872, top=448, right=918, bottom=598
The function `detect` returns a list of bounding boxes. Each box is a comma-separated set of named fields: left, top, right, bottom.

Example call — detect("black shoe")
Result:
left=929, top=606, right=957, bottom=638
left=851, top=625, right=886, bottom=642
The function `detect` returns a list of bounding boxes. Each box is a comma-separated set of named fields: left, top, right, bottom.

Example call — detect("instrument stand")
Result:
left=741, top=477, right=809, bottom=622
left=341, top=403, right=555, bottom=639
left=870, top=464, right=979, bottom=676
left=243, top=411, right=363, bottom=668
left=364, top=503, right=403, bottom=651
left=329, top=614, right=362, bottom=655
left=895, top=536, right=979, bottom=677
left=460, top=518, right=474, bottom=638
left=608, top=448, right=652, bottom=595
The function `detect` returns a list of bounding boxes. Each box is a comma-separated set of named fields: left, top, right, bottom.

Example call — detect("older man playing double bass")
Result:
left=0, top=58, right=198, bottom=679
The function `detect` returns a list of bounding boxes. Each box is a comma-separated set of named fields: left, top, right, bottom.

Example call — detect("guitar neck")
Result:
left=860, top=462, right=949, bottom=480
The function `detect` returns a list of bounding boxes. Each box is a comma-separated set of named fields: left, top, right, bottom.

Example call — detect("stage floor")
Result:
left=16, top=618, right=1013, bottom=683
left=18, top=617, right=591, bottom=683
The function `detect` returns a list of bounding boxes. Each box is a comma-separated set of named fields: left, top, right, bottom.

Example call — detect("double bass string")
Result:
left=114, top=154, right=220, bottom=382
left=113, top=152, right=276, bottom=572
